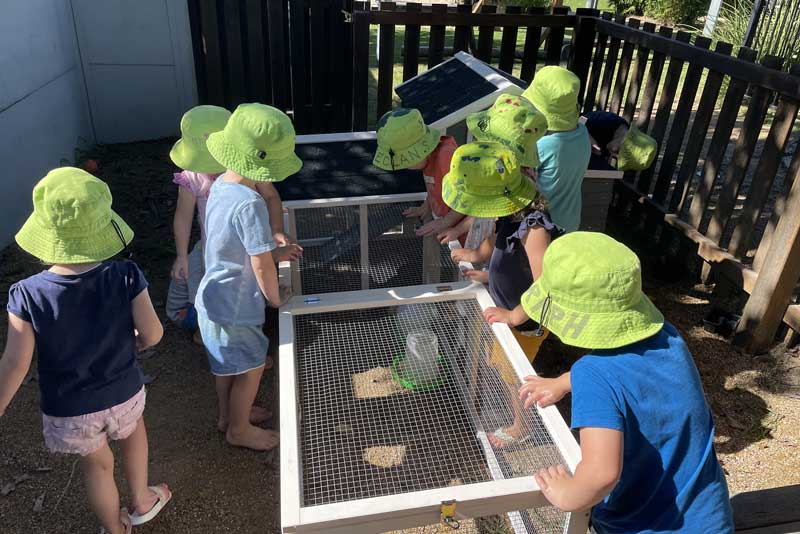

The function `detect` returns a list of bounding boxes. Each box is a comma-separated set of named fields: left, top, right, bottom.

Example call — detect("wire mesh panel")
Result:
left=289, top=198, right=462, bottom=295
left=293, top=296, right=569, bottom=533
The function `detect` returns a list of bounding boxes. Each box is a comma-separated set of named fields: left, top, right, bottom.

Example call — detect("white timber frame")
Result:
left=394, top=51, right=525, bottom=131
left=279, top=282, right=590, bottom=534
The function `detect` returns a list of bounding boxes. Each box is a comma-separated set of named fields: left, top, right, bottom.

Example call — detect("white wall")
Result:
left=71, top=0, right=197, bottom=143
left=0, top=0, right=94, bottom=248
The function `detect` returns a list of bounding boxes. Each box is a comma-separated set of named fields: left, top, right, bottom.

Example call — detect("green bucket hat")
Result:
left=617, top=124, right=658, bottom=171
left=441, top=141, right=540, bottom=218
left=169, top=105, right=231, bottom=173
left=16, top=167, right=134, bottom=264
left=521, top=66, right=580, bottom=132
left=373, top=108, right=441, bottom=170
left=467, top=94, right=548, bottom=168
left=206, top=103, right=302, bottom=182
left=521, top=232, right=664, bottom=350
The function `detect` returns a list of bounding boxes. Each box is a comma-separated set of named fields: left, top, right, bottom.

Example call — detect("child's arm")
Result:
left=132, top=288, right=164, bottom=351
left=534, top=427, right=623, bottom=512
left=519, top=372, right=571, bottom=408
left=484, top=304, right=529, bottom=327
left=251, top=250, right=290, bottom=307
left=0, top=314, right=35, bottom=416
left=438, top=216, right=473, bottom=244
left=451, top=232, right=495, bottom=264
left=403, top=198, right=431, bottom=219
left=255, top=182, right=294, bottom=246
left=416, top=209, right=465, bottom=237
left=172, top=187, right=196, bottom=281
left=521, top=225, right=552, bottom=281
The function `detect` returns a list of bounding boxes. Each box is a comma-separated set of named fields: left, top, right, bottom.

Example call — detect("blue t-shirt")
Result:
left=196, top=179, right=276, bottom=326
left=571, top=323, right=734, bottom=534
left=6, top=261, right=147, bottom=417
left=536, top=124, right=591, bottom=232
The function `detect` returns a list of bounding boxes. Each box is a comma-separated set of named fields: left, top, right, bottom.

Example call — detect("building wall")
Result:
left=0, top=0, right=94, bottom=248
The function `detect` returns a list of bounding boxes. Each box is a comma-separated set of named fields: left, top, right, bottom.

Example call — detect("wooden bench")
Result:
left=733, top=485, right=800, bottom=533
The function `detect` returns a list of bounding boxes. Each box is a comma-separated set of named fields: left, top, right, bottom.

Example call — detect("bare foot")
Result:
left=488, top=425, right=529, bottom=450
left=226, top=425, right=279, bottom=451
left=131, top=484, right=171, bottom=517
left=218, top=406, right=273, bottom=432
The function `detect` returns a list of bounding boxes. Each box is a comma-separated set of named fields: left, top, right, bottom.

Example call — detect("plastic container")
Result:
left=393, top=331, right=441, bottom=390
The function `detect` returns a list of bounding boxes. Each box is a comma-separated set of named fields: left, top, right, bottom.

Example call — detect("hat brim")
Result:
left=441, top=171, right=538, bottom=218
left=170, top=138, right=226, bottom=174
left=524, top=93, right=579, bottom=132
left=521, top=279, right=665, bottom=350
left=466, top=112, right=541, bottom=168
left=16, top=211, right=134, bottom=264
left=206, top=132, right=302, bottom=182
left=373, top=126, right=441, bottom=171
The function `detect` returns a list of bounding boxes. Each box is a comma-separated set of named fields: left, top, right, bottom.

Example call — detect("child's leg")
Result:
left=81, top=442, right=127, bottom=534
left=225, top=366, right=279, bottom=451
left=118, top=418, right=160, bottom=516
left=216, top=375, right=234, bottom=432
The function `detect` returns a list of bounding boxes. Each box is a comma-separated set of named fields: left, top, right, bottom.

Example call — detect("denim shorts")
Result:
left=198, top=312, right=268, bottom=376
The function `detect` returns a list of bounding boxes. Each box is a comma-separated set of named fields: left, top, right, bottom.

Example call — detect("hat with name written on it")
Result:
left=206, top=103, right=302, bottom=182
left=169, top=105, right=231, bottom=174
left=521, top=232, right=664, bottom=349
left=373, top=108, right=441, bottom=171
left=466, top=94, right=547, bottom=168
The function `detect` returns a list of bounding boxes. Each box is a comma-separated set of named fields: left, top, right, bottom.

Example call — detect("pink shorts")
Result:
left=42, top=387, right=146, bottom=456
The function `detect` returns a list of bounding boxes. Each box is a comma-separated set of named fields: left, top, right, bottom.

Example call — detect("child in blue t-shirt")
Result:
left=198, top=103, right=299, bottom=451
left=512, top=232, right=734, bottom=534
left=522, top=66, right=591, bottom=233
left=0, top=168, right=171, bottom=534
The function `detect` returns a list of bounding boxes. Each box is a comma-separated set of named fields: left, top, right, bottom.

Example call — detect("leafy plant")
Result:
left=711, top=0, right=752, bottom=48
left=609, top=0, right=647, bottom=16
left=646, top=0, right=710, bottom=25
left=504, top=0, right=552, bottom=7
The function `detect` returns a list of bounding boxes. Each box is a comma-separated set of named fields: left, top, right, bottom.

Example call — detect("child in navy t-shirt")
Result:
left=512, top=232, right=734, bottom=534
left=0, top=168, right=172, bottom=533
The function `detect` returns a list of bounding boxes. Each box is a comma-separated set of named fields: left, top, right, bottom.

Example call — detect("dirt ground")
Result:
left=0, top=138, right=799, bottom=533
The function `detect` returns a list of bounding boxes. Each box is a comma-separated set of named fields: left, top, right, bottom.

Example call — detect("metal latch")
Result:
left=440, top=500, right=460, bottom=530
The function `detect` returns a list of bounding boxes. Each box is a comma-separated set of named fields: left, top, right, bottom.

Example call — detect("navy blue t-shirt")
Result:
left=6, top=261, right=147, bottom=417
left=571, top=323, right=734, bottom=534
left=585, top=111, right=629, bottom=158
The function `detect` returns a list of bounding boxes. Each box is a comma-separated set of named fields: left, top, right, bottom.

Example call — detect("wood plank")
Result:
left=621, top=21, right=654, bottom=123
left=521, top=6, right=546, bottom=83
left=309, top=0, right=328, bottom=132
left=267, top=0, right=289, bottom=111
left=728, top=70, right=800, bottom=260
left=651, top=35, right=712, bottom=206
left=635, top=30, right=692, bottom=195
left=736, top=522, right=800, bottom=534
left=499, top=6, right=521, bottom=74
left=671, top=40, right=734, bottom=214
left=223, top=0, right=246, bottom=107
left=351, top=6, right=371, bottom=130
left=186, top=0, right=208, bottom=103
left=594, top=17, right=800, bottom=99
left=545, top=6, right=570, bottom=66
left=427, top=4, right=447, bottom=68
left=199, top=0, right=225, bottom=106
left=609, top=18, right=640, bottom=115
left=705, top=55, right=783, bottom=247
left=245, top=0, right=268, bottom=102
left=402, top=2, right=422, bottom=81
left=732, top=485, right=800, bottom=531
left=377, top=2, right=396, bottom=121
left=475, top=4, right=497, bottom=64
left=635, top=25, right=672, bottom=132
left=686, top=46, right=757, bottom=229
left=335, top=0, right=355, bottom=131
left=597, top=15, right=624, bottom=111
left=453, top=3, right=471, bottom=53
left=734, top=140, right=800, bottom=353
left=582, top=12, right=612, bottom=113
left=289, top=0, right=310, bottom=132
left=363, top=10, right=576, bottom=28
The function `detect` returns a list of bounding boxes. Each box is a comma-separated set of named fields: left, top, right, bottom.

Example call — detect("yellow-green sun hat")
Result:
left=441, top=141, right=540, bottom=218
left=373, top=108, right=441, bottom=170
left=521, top=232, right=664, bottom=350
left=617, top=124, right=658, bottom=171
left=16, top=167, right=134, bottom=264
left=466, top=94, right=548, bottom=168
left=206, top=103, right=302, bottom=182
left=169, top=105, right=231, bottom=173
left=521, top=66, right=581, bottom=132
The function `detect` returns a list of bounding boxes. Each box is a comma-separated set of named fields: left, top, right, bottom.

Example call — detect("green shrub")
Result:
left=711, top=0, right=751, bottom=48
left=646, top=0, right=710, bottom=25
left=609, top=0, right=647, bottom=16
left=505, top=0, right=552, bottom=8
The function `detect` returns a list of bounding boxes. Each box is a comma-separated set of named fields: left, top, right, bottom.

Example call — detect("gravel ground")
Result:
left=0, top=138, right=798, bottom=533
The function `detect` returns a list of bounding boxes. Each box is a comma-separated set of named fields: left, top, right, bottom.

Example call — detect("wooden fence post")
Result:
left=352, top=2, right=370, bottom=131
left=735, top=144, right=800, bottom=354
left=568, top=8, right=598, bottom=106
left=376, top=2, right=397, bottom=120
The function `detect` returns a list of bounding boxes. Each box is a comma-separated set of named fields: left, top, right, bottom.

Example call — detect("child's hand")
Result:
left=438, top=227, right=462, bottom=244
left=269, top=286, right=293, bottom=308
left=519, top=375, right=569, bottom=409
left=416, top=218, right=449, bottom=237
left=534, top=464, right=574, bottom=511
left=273, top=232, right=296, bottom=247
left=403, top=204, right=427, bottom=219
left=483, top=307, right=512, bottom=324
left=462, top=269, right=488, bottom=284
left=171, top=255, right=189, bottom=281
left=272, top=244, right=303, bottom=262
left=451, top=248, right=477, bottom=264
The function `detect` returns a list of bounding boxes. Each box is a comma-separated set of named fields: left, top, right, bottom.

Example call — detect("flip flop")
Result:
left=490, top=428, right=532, bottom=450
left=100, top=508, right=132, bottom=534
left=129, top=484, right=172, bottom=526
